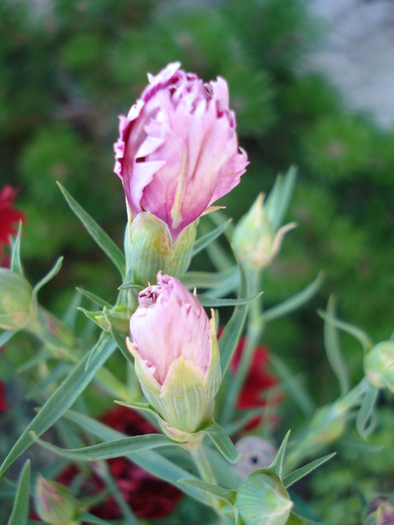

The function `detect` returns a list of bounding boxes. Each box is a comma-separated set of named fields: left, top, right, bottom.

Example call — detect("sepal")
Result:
left=125, top=211, right=197, bottom=286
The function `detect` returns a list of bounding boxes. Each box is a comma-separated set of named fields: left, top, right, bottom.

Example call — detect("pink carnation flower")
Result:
left=130, top=272, right=212, bottom=386
left=114, top=62, right=248, bottom=240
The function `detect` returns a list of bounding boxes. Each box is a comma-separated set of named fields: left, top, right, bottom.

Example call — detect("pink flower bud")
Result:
left=114, top=62, right=248, bottom=241
left=127, top=272, right=220, bottom=434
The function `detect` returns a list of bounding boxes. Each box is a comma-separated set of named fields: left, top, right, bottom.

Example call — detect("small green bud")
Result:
left=235, top=471, right=293, bottom=525
left=232, top=194, right=296, bottom=272
left=364, top=341, right=394, bottom=392
left=361, top=496, right=394, bottom=525
left=35, top=475, right=80, bottom=525
left=125, top=212, right=197, bottom=286
left=0, top=268, right=36, bottom=330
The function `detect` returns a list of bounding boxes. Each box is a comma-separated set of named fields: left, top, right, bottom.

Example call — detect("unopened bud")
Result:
left=0, top=269, right=35, bottom=330
left=362, top=496, right=394, bottom=525
left=235, top=471, right=293, bottom=525
left=233, top=194, right=296, bottom=271
left=364, top=341, right=394, bottom=392
left=34, top=475, right=80, bottom=525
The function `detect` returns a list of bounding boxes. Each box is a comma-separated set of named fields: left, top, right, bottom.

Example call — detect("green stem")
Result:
left=220, top=270, right=264, bottom=424
left=190, top=446, right=221, bottom=512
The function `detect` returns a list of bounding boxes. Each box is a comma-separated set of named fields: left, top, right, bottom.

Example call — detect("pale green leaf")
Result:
left=317, top=310, right=373, bottom=353
left=219, top=258, right=249, bottom=375
left=57, top=182, right=125, bottom=278
left=0, top=334, right=116, bottom=478
left=263, top=273, right=323, bottom=324
left=10, top=222, right=24, bottom=276
left=203, top=420, right=240, bottom=464
left=7, top=460, right=30, bottom=525
left=181, top=266, right=238, bottom=290
left=178, top=478, right=235, bottom=505
left=356, top=383, right=379, bottom=438
left=198, top=292, right=262, bottom=308
left=323, top=296, right=350, bottom=396
left=193, top=219, right=232, bottom=257
left=265, top=165, right=297, bottom=230
left=31, top=432, right=174, bottom=461
left=76, top=287, right=112, bottom=309
left=63, top=410, right=212, bottom=505
left=0, top=330, right=15, bottom=348
left=283, top=453, right=336, bottom=488
left=267, top=430, right=290, bottom=479
left=32, top=257, right=63, bottom=301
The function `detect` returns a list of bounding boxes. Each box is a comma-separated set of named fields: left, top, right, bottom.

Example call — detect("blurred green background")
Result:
left=1, top=1, right=393, bottom=523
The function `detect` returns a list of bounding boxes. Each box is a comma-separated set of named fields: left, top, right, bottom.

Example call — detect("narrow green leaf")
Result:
left=317, top=311, right=373, bottom=353
left=265, top=165, right=297, bottom=230
left=263, top=273, right=323, bottom=324
left=192, top=219, right=232, bottom=257
left=31, top=431, right=174, bottom=461
left=111, top=327, right=134, bottom=366
left=57, top=182, right=125, bottom=278
left=32, top=257, right=63, bottom=301
left=117, top=282, right=144, bottom=291
left=181, top=266, right=238, bottom=291
left=78, top=513, right=113, bottom=525
left=356, top=384, right=379, bottom=438
left=286, top=512, right=323, bottom=525
left=63, top=410, right=212, bottom=505
left=178, top=478, right=235, bottom=504
left=198, top=292, right=262, bottom=308
left=0, top=334, right=116, bottom=478
left=26, top=363, right=70, bottom=400
left=10, top=222, right=24, bottom=276
left=267, top=430, right=290, bottom=479
left=0, top=330, right=15, bottom=348
left=76, top=287, right=112, bottom=309
left=85, top=329, right=111, bottom=370
left=203, top=420, right=240, bottom=464
left=283, top=453, right=336, bottom=488
left=62, top=290, right=83, bottom=327
left=323, top=296, right=350, bottom=396
left=7, top=460, right=30, bottom=525
left=93, top=462, right=138, bottom=524
left=269, top=354, right=315, bottom=416
left=222, top=409, right=264, bottom=437
left=219, top=258, right=249, bottom=375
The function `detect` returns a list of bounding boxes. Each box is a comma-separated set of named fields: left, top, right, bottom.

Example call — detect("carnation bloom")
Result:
left=0, top=185, right=25, bottom=267
left=128, top=272, right=220, bottom=435
left=114, top=62, right=248, bottom=241
left=54, top=406, right=182, bottom=520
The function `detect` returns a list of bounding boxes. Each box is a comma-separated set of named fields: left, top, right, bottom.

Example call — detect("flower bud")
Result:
left=361, top=496, right=394, bottom=525
left=0, top=268, right=35, bottom=330
left=234, top=471, right=293, bottom=525
left=232, top=194, right=296, bottom=271
left=127, top=272, right=221, bottom=436
left=34, top=475, right=80, bottom=525
left=364, top=341, right=394, bottom=392
left=114, top=62, right=248, bottom=243
left=124, top=211, right=197, bottom=286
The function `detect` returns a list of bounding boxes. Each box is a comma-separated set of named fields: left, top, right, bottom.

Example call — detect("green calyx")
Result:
left=126, top=315, right=221, bottom=435
left=34, top=475, right=80, bottom=525
left=125, top=212, right=197, bottom=286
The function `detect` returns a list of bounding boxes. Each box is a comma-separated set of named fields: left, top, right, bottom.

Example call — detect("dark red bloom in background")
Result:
left=0, top=185, right=25, bottom=267
left=0, top=381, right=7, bottom=412
left=231, top=337, right=280, bottom=429
left=57, top=406, right=182, bottom=520
left=0, top=185, right=25, bottom=412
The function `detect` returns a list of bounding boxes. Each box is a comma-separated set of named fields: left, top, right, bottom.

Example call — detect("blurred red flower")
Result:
left=230, top=337, right=280, bottom=429
left=0, top=185, right=25, bottom=267
left=0, top=185, right=25, bottom=412
left=57, top=405, right=182, bottom=520
left=0, top=381, right=6, bottom=412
